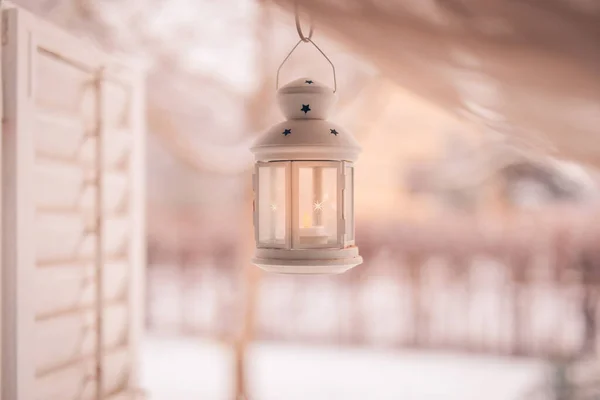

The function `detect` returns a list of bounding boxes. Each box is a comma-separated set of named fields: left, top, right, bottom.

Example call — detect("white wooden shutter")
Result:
left=2, top=6, right=145, bottom=400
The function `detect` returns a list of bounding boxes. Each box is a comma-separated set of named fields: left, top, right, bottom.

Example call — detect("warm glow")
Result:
left=302, top=213, right=311, bottom=228
left=313, top=200, right=324, bottom=211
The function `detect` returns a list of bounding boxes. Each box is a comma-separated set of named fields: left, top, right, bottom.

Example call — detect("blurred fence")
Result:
left=146, top=211, right=600, bottom=361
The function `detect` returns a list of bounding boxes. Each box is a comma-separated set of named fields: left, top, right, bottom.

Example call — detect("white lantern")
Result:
left=250, top=75, right=362, bottom=274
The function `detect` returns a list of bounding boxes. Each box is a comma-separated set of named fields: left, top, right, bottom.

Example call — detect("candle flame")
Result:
left=302, top=213, right=311, bottom=228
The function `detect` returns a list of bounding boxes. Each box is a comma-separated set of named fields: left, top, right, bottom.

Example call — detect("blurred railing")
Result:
left=146, top=211, right=600, bottom=361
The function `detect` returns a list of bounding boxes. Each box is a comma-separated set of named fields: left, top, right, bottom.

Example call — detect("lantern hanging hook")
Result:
left=294, top=2, right=313, bottom=42
left=276, top=5, right=337, bottom=93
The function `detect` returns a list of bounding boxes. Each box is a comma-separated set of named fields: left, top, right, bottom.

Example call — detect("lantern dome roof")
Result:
left=251, top=119, right=361, bottom=162
left=279, top=77, right=333, bottom=94
left=251, top=77, right=360, bottom=162
left=277, top=77, right=336, bottom=120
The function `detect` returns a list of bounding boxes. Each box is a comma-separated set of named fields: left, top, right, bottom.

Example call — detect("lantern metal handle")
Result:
left=275, top=8, right=337, bottom=93
left=294, top=3, right=313, bottom=43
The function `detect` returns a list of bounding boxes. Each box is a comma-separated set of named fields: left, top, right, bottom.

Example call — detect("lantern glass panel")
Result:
left=257, top=164, right=288, bottom=247
left=344, top=164, right=354, bottom=243
left=294, top=163, right=339, bottom=248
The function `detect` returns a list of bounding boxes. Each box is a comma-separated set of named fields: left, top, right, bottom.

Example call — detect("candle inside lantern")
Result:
left=299, top=212, right=328, bottom=245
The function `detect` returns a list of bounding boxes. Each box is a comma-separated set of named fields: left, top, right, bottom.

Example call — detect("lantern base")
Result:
left=252, top=247, right=362, bottom=274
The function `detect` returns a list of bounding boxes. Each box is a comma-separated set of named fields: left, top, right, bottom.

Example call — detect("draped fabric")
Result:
left=271, top=0, right=600, bottom=165
left=15, top=0, right=600, bottom=233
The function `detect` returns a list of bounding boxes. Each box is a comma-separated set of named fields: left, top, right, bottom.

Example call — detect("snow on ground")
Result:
left=141, top=334, right=549, bottom=400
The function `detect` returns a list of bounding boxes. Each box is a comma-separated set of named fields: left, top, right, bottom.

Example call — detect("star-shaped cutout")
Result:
left=270, top=204, right=278, bottom=211
left=305, top=80, right=313, bottom=84
left=301, top=104, right=311, bottom=114
left=330, top=129, right=338, bottom=136
left=282, top=129, right=291, bottom=136
left=313, top=200, right=324, bottom=211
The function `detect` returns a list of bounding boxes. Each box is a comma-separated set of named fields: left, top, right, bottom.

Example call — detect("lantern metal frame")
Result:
left=254, top=160, right=356, bottom=251
left=254, top=161, right=292, bottom=250
left=252, top=155, right=361, bottom=274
